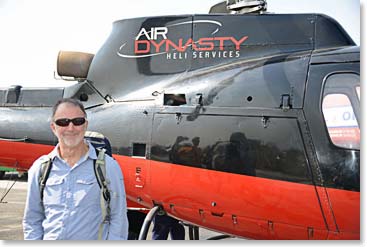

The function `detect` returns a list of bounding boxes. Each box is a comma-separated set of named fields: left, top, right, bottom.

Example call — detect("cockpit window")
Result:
left=322, top=74, right=360, bottom=150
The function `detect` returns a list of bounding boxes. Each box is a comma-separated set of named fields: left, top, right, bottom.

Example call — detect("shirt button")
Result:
left=66, top=192, right=71, bottom=198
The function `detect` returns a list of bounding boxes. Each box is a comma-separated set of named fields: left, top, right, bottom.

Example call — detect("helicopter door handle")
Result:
left=211, top=212, right=224, bottom=217
left=175, top=113, right=182, bottom=124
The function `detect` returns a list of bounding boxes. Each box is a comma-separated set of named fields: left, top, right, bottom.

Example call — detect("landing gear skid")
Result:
left=134, top=206, right=232, bottom=240
left=138, top=205, right=161, bottom=240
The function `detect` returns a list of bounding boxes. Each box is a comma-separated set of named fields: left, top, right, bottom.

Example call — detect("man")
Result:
left=23, top=98, right=128, bottom=240
left=152, top=214, right=185, bottom=240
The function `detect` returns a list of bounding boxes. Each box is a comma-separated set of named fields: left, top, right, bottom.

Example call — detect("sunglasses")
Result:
left=54, top=117, right=86, bottom=127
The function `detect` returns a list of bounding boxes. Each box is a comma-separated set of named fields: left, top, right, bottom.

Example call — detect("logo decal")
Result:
left=117, top=20, right=247, bottom=60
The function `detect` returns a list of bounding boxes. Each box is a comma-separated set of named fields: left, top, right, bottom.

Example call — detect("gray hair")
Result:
left=52, top=98, right=87, bottom=119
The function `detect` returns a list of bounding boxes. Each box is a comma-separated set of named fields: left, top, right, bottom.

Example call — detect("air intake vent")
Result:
left=132, top=143, right=146, bottom=157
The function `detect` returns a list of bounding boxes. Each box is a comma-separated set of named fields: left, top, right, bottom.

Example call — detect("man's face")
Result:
left=51, top=103, right=88, bottom=148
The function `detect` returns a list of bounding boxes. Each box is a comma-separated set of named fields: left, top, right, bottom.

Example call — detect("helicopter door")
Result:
left=150, top=105, right=328, bottom=239
left=304, top=64, right=360, bottom=239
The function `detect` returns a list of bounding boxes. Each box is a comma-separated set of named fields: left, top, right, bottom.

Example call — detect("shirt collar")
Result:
left=49, top=140, right=98, bottom=162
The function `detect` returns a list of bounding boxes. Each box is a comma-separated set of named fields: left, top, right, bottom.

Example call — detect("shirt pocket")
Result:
left=44, top=177, right=64, bottom=205
left=74, top=178, right=100, bottom=207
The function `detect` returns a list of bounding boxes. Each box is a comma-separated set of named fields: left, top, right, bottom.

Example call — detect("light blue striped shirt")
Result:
left=23, top=141, right=129, bottom=240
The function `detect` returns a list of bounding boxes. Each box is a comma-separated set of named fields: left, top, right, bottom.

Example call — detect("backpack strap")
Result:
left=93, top=148, right=111, bottom=240
left=39, top=156, right=53, bottom=202
left=38, top=148, right=111, bottom=240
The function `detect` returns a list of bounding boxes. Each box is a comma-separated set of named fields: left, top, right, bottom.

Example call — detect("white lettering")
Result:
left=136, top=28, right=150, bottom=40
left=165, top=50, right=241, bottom=60
left=136, top=27, right=168, bottom=40
left=153, top=27, right=168, bottom=40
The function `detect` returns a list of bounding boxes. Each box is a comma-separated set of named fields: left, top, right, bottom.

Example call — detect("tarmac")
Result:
left=0, top=174, right=28, bottom=241
left=0, top=173, right=231, bottom=241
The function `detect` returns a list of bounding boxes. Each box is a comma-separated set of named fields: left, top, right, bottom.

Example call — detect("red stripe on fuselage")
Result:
left=0, top=141, right=53, bottom=171
left=114, top=155, right=359, bottom=239
left=326, top=187, right=359, bottom=239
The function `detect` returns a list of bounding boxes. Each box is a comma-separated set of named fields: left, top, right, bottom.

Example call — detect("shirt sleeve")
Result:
left=22, top=158, right=46, bottom=240
left=106, top=157, right=129, bottom=240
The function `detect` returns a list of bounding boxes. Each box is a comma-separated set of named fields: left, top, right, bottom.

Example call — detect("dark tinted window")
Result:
left=152, top=115, right=311, bottom=184
left=133, top=143, right=146, bottom=157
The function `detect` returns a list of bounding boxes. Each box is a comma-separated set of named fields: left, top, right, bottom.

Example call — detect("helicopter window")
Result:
left=322, top=89, right=360, bottom=150
left=132, top=143, right=146, bottom=157
left=151, top=114, right=310, bottom=184
left=164, top=94, right=187, bottom=106
left=4, top=85, right=22, bottom=104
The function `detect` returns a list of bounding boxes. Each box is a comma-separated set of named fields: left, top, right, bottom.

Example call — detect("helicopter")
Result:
left=0, top=0, right=359, bottom=240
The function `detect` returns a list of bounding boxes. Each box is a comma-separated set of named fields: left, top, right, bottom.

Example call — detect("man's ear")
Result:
left=50, top=122, right=56, bottom=135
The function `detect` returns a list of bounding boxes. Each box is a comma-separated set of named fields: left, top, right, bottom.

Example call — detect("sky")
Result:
left=0, top=0, right=362, bottom=87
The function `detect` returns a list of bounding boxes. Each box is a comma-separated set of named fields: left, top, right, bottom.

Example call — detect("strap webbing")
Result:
left=94, top=148, right=111, bottom=240
left=39, top=156, right=53, bottom=202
